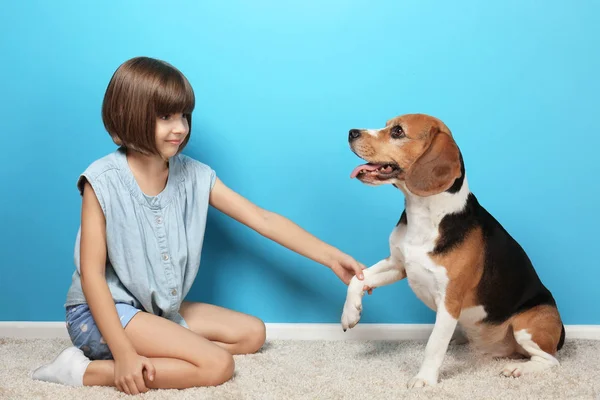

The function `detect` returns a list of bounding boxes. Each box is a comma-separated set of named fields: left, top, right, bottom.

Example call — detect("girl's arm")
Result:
left=208, top=177, right=365, bottom=284
left=79, top=181, right=155, bottom=394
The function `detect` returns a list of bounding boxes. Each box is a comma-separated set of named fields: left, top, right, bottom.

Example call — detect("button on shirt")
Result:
left=66, top=147, right=216, bottom=328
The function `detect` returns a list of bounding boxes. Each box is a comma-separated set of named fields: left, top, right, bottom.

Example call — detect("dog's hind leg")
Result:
left=500, top=305, right=564, bottom=378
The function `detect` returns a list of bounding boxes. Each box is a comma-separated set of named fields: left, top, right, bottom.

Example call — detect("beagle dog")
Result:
left=342, top=113, right=564, bottom=388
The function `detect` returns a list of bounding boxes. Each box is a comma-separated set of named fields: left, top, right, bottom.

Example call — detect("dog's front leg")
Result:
left=341, top=257, right=405, bottom=331
left=408, top=303, right=458, bottom=388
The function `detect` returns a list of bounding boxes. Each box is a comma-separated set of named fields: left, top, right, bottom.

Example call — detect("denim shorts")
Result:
left=65, top=303, right=141, bottom=360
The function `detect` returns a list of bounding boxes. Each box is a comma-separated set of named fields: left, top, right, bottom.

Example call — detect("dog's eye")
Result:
left=391, top=125, right=405, bottom=139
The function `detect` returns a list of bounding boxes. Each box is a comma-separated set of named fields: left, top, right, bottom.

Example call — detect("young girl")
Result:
left=31, top=56, right=367, bottom=395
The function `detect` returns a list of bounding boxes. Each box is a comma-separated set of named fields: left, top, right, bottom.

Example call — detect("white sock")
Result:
left=31, top=346, right=91, bottom=387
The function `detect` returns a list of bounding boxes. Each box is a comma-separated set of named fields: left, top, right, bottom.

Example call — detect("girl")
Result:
left=31, top=56, right=367, bottom=395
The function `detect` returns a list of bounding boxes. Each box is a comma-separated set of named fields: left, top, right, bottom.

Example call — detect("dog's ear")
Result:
left=405, top=131, right=461, bottom=196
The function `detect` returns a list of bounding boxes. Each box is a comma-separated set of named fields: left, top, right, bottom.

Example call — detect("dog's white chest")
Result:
left=390, top=214, right=449, bottom=311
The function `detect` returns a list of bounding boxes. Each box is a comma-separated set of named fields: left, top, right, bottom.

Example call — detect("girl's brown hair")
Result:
left=102, top=57, right=195, bottom=155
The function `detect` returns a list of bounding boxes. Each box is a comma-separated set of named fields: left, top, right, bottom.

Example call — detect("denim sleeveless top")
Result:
left=65, top=147, right=216, bottom=328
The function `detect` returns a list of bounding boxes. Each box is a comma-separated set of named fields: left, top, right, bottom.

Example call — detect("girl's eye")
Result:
left=391, top=125, right=405, bottom=139
left=160, top=114, right=171, bottom=120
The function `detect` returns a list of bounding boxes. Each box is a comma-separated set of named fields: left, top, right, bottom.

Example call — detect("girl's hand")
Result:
left=114, top=351, right=155, bottom=395
left=327, top=252, right=374, bottom=294
left=327, top=251, right=366, bottom=285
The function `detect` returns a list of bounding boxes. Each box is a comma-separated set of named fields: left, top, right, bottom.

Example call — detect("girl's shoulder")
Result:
left=76, top=148, right=124, bottom=196
left=177, top=153, right=213, bottom=174
left=176, top=153, right=216, bottom=188
left=81, top=150, right=121, bottom=176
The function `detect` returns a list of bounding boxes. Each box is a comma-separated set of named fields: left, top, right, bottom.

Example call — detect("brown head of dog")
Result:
left=349, top=113, right=463, bottom=196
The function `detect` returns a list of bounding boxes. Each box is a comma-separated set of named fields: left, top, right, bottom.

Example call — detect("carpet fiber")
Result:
left=1, top=337, right=599, bottom=399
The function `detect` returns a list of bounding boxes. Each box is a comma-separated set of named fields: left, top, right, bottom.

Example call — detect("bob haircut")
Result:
left=101, top=57, right=195, bottom=155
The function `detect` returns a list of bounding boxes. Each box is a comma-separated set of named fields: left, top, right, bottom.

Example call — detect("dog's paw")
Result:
left=341, top=295, right=362, bottom=331
left=500, top=359, right=556, bottom=378
left=407, top=374, right=436, bottom=389
left=501, top=363, right=524, bottom=378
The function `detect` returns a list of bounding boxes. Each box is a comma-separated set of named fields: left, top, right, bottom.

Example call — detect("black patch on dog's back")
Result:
left=432, top=192, right=477, bottom=254
left=475, top=199, right=557, bottom=323
left=432, top=192, right=558, bottom=324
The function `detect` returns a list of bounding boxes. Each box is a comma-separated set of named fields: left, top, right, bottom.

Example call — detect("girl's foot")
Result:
left=31, top=346, right=91, bottom=387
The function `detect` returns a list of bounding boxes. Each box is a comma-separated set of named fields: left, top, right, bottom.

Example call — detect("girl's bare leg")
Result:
left=179, top=301, right=266, bottom=355
left=83, top=311, right=234, bottom=389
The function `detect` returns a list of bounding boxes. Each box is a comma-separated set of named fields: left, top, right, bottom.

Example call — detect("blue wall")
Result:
left=1, top=1, right=598, bottom=324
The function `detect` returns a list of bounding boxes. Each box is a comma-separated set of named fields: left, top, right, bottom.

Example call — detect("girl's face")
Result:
left=155, top=113, right=189, bottom=159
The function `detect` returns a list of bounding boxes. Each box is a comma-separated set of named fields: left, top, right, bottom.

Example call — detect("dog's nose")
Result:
left=349, top=129, right=362, bottom=141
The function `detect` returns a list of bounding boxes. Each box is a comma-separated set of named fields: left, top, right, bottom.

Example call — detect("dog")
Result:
left=341, top=113, right=564, bottom=388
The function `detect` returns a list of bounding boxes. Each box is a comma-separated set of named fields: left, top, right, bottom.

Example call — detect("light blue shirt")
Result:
left=65, top=147, right=216, bottom=327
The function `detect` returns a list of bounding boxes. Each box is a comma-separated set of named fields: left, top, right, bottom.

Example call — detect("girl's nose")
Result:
left=173, top=116, right=188, bottom=133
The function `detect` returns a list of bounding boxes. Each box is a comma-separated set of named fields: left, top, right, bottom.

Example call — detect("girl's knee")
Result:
left=244, top=317, right=266, bottom=354
left=200, top=351, right=234, bottom=386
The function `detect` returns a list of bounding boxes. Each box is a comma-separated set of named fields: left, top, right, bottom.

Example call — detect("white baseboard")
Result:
left=0, top=322, right=70, bottom=339
left=266, top=323, right=435, bottom=341
left=1, top=322, right=599, bottom=341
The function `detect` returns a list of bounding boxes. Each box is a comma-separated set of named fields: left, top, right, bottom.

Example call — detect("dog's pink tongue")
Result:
left=350, top=163, right=380, bottom=178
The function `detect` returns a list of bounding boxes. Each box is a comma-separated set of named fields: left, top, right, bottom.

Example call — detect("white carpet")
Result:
left=1, top=337, right=599, bottom=399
